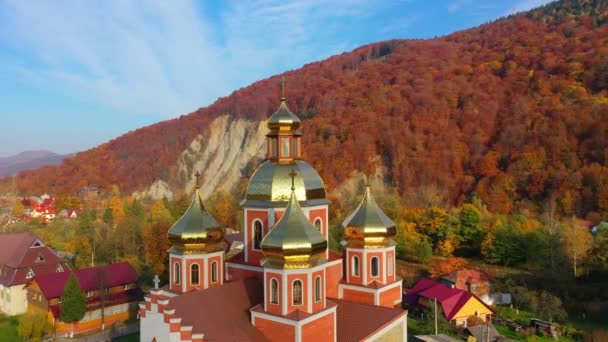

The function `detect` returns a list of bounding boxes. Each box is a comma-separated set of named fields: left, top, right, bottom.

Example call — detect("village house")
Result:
left=404, top=278, right=494, bottom=327
left=0, top=232, right=70, bottom=315
left=440, top=269, right=493, bottom=298
left=26, top=262, right=140, bottom=337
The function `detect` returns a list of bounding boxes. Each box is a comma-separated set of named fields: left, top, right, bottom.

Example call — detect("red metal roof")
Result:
left=404, top=278, right=493, bottom=320
left=34, top=262, right=138, bottom=299
left=334, top=298, right=407, bottom=341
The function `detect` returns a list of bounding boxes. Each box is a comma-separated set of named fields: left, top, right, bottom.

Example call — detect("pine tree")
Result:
left=60, top=273, right=87, bottom=337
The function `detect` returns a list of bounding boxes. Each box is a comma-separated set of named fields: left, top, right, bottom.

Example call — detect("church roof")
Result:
left=334, top=298, right=407, bottom=341
left=342, top=184, right=396, bottom=246
left=267, top=97, right=301, bottom=133
left=261, top=185, right=327, bottom=268
left=166, top=277, right=267, bottom=341
left=168, top=186, right=226, bottom=253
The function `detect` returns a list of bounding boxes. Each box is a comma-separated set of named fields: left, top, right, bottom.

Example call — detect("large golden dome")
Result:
left=242, top=160, right=328, bottom=207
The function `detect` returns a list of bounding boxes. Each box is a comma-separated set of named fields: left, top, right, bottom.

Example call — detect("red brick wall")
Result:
left=254, top=317, right=295, bottom=342
left=246, top=209, right=268, bottom=264
left=266, top=272, right=282, bottom=315
left=287, top=273, right=308, bottom=314
left=301, top=312, right=335, bottom=342
left=226, top=266, right=263, bottom=282
left=170, top=256, right=181, bottom=292
left=325, top=261, right=343, bottom=298
left=367, top=252, right=384, bottom=284
left=342, top=288, right=374, bottom=305
left=312, top=269, right=324, bottom=312
left=346, top=249, right=363, bottom=286
left=380, top=285, right=402, bottom=308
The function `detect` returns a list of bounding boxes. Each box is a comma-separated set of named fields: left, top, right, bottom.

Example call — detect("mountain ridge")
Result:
left=3, top=0, right=608, bottom=219
left=0, top=150, right=71, bottom=177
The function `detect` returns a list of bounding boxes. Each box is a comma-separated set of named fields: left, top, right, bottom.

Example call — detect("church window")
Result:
left=270, top=279, right=279, bottom=304
left=253, top=221, right=263, bottom=250
left=314, top=218, right=322, bottom=232
left=280, top=137, right=290, bottom=158
left=293, top=280, right=303, bottom=306
left=271, top=139, right=278, bottom=158
left=191, top=264, right=200, bottom=285
left=293, top=138, right=299, bottom=157
left=211, top=261, right=218, bottom=283
left=315, top=276, right=321, bottom=302
left=371, top=257, right=379, bottom=277
left=388, top=256, right=393, bottom=276
left=174, top=262, right=180, bottom=284
left=352, top=256, right=360, bottom=276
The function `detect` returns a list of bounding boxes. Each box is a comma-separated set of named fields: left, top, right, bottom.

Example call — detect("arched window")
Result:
left=371, top=257, right=379, bottom=277
left=211, top=261, right=218, bottom=283
left=253, top=221, right=263, bottom=250
left=352, top=256, right=360, bottom=276
left=270, top=279, right=279, bottom=304
left=388, top=256, right=393, bottom=276
left=315, top=276, right=322, bottom=302
left=280, top=137, right=290, bottom=157
left=293, top=280, right=303, bottom=306
left=191, top=264, right=200, bottom=285
left=174, top=262, right=180, bottom=284
left=314, top=218, right=322, bottom=232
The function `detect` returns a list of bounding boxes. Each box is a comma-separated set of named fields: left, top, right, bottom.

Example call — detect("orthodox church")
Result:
left=139, top=88, right=408, bottom=342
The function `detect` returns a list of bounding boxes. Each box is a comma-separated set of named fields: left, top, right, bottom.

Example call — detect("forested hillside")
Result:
left=5, top=0, right=608, bottom=219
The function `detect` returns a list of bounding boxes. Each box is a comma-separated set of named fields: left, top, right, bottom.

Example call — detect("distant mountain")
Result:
left=0, top=150, right=70, bottom=177
left=3, top=0, right=608, bottom=219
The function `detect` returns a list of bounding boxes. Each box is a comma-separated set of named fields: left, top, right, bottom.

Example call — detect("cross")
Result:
left=280, top=76, right=286, bottom=100
left=153, top=274, right=160, bottom=289
left=194, top=171, right=201, bottom=188
left=288, top=169, right=297, bottom=191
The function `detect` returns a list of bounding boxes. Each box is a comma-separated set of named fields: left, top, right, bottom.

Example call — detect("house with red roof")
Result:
left=0, top=232, right=70, bottom=315
left=440, top=269, right=493, bottom=298
left=404, top=278, right=494, bottom=327
left=26, top=262, right=140, bottom=337
left=139, top=95, right=408, bottom=341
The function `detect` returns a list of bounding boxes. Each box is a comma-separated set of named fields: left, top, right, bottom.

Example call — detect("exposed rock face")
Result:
left=175, top=115, right=267, bottom=199
left=133, top=179, right=174, bottom=201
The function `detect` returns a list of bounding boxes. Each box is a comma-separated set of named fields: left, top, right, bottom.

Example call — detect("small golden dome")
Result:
left=342, top=184, right=396, bottom=247
left=267, top=98, right=301, bottom=132
left=261, top=182, right=327, bottom=269
left=168, top=187, right=227, bottom=254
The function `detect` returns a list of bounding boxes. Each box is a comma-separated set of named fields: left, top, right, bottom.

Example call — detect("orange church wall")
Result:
left=266, top=272, right=283, bottom=315
left=185, top=258, right=205, bottom=292
left=180, top=330, right=192, bottom=340
left=207, top=255, right=222, bottom=288
left=312, top=269, right=325, bottom=312
left=169, top=256, right=181, bottom=292
left=274, top=210, right=284, bottom=221
left=287, top=274, right=308, bottom=314
left=254, top=317, right=295, bottom=342
left=301, top=312, right=335, bottom=342
left=342, top=288, right=374, bottom=305
left=379, top=285, right=402, bottom=308
left=325, top=261, right=342, bottom=298
left=346, top=250, right=363, bottom=286
left=308, top=208, right=327, bottom=236
left=386, top=250, right=396, bottom=283
left=367, top=252, right=384, bottom=284
left=246, top=209, right=268, bottom=265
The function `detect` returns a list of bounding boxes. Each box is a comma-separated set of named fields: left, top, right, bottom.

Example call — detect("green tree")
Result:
left=60, top=273, right=87, bottom=338
left=484, top=224, right=527, bottom=266
left=458, top=204, right=483, bottom=253
left=538, top=291, right=567, bottom=322
left=102, top=207, right=114, bottom=226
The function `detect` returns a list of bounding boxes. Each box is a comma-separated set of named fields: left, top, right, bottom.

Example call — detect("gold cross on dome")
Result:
left=194, top=171, right=201, bottom=188
left=288, top=169, right=297, bottom=190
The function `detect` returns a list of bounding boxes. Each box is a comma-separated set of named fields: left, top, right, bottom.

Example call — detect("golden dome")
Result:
left=261, top=184, right=327, bottom=269
left=168, top=187, right=227, bottom=254
left=243, top=160, right=328, bottom=207
left=342, top=184, right=397, bottom=248
left=267, top=98, right=301, bottom=133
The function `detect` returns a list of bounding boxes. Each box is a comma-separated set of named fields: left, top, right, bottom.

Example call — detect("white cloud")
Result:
left=0, top=0, right=382, bottom=118
left=508, top=0, right=556, bottom=15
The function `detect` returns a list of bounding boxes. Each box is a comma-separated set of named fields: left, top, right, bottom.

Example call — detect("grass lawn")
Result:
left=0, top=314, right=19, bottom=342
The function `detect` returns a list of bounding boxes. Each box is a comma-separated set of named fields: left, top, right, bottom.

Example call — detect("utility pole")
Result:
left=434, top=297, right=438, bottom=335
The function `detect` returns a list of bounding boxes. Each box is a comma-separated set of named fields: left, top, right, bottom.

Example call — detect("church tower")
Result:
left=241, top=79, right=330, bottom=266
left=167, top=172, right=228, bottom=293
left=338, top=182, right=402, bottom=307
left=250, top=173, right=336, bottom=342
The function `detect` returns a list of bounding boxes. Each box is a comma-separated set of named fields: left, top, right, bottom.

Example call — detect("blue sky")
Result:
left=0, top=0, right=553, bottom=157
